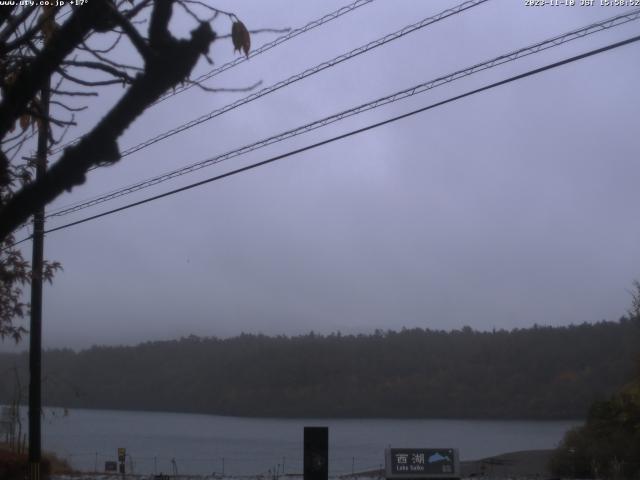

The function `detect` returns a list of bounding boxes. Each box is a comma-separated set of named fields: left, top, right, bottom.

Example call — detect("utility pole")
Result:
left=29, top=77, right=50, bottom=480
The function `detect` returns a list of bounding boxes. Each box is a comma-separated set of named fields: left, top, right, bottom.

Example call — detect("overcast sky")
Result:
left=4, top=0, right=640, bottom=352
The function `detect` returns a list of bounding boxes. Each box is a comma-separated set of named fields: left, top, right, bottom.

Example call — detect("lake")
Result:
left=34, top=407, right=579, bottom=476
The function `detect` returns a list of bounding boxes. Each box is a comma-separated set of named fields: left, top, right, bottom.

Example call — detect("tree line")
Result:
left=550, top=376, right=640, bottom=479
left=549, top=283, right=640, bottom=479
left=1, top=320, right=639, bottom=419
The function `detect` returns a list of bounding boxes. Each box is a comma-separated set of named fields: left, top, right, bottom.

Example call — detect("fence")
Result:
left=63, top=451, right=384, bottom=478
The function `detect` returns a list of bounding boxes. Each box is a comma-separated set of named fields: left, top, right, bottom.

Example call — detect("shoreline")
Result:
left=49, top=449, right=556, bottom=480
left=22, top=404, right=585, bottom=422
left=460, top=449, right=553, bottom=478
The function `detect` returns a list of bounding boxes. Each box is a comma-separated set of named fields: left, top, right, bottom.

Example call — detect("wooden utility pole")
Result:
left=29, top=78, right=50, bottom=480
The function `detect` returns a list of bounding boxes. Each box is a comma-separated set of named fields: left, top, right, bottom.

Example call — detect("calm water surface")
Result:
left=37, top=407, right=579, bottom=476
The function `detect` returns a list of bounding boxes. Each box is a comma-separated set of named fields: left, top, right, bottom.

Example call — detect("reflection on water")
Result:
left=36, top=407, right=579, bottom=475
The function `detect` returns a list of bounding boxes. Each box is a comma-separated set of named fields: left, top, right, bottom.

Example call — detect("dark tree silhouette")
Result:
left=0, top=0, right=252, bottom=339
left=1, top=320, right=638, bottom=419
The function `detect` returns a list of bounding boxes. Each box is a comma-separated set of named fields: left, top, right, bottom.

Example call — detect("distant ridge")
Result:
left=1, top=320, right=638, bottom=419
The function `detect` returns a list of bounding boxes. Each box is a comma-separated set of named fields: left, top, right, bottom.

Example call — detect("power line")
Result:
left=49, top=0, right=377, bottom=155
left=49, top=0, right=491, bottom=215
left=118, top=0, right=489, bottom=158
left=50, top=0, right=489, bottom=167
left=37, top=34, right=640, bottom=239
left=1, top=235, right=34, bottom=252
left=154, top=0, right=376, bottom=104
left=46, top=7, right=640, bottom=219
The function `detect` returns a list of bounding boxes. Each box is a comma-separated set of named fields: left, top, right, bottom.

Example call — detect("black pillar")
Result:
left=304, top=426, right=328, bottom=480
left=28, top=78, right=50, bottom=480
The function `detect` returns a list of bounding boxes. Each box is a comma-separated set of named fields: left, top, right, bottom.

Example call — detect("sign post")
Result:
left=118, top=448, right=126, bottom=478
left=385, top=448, right=460, bottom=480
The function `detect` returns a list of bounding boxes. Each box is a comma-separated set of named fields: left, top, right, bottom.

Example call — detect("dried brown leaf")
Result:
left=231, top=21, right=251, bottom=58
left=40, top=6, right=57, bottom=42
left=19, top=114, right=30, bottom=131
left=5, top=71, right=17, bottom=87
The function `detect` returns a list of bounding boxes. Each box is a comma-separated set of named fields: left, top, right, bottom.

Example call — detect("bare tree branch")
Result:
left=108, top=6, right=153, bottom=61
left=3, top=6, right=56, bottom=53
left=56, top=68, right=127, bottom=87
left=0, top=1, right=111, bottom=140
left=180, top=0, right=236, bottom=20
left=0, top=5, right=17, bottom=30
left=0, top=6, right=36, bottom=47
left=80, top=43, right=144, bottom=72
left=50, top=89, right=99, bottom=97
left=149, top=0, right=173, bottom=48
left=122, top=0, right=155, bottom=20
left=0, top=4, right=217, bottom=239
left=79, top=32, right=124, bottom=54
left=50, top=101, right=88, bottom=113
left=61, top=60, right=137, bottom=83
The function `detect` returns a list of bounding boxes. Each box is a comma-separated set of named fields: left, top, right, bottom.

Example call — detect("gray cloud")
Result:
left=4, top=0, right=639, bottom=352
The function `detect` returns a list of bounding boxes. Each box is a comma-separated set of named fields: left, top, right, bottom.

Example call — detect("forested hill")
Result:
left=1, top=320, right=639, bottom=419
